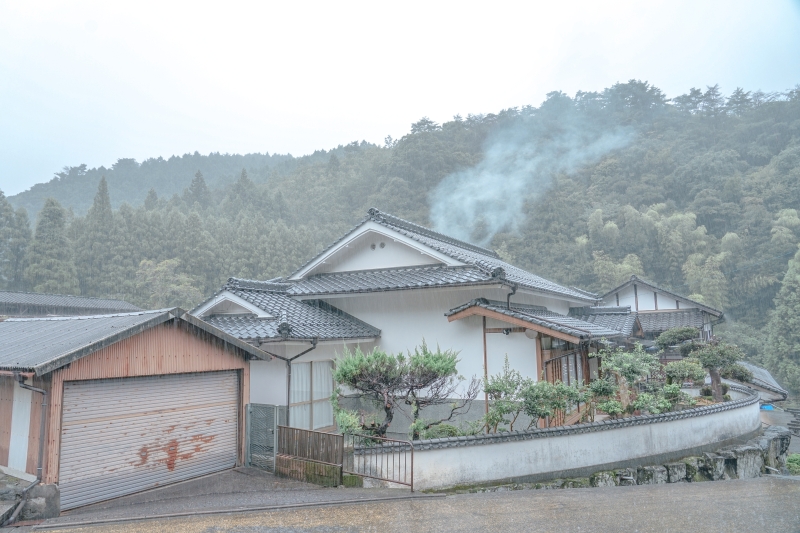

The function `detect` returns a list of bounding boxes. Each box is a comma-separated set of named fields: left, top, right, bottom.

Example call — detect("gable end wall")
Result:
left=44, top=322, right=250, bottom=484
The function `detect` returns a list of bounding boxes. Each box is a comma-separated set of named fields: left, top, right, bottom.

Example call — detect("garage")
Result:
left=0, top=308, right=268, bottom=512
left=58, top=371, right=239, bottom=509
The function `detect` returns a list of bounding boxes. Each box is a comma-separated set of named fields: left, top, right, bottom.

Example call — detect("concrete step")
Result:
left=0, top=500, right=18, bottom=525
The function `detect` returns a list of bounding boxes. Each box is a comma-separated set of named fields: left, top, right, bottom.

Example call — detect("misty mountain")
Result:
left=3, top=80, right=800, bottom=389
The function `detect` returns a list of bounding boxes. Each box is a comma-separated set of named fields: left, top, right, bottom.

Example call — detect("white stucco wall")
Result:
left=319, top=287, right=563, bottom=391
left=249, top=341, right=377, bottom=405
left=605, top=285, right=693, bottom=312
left=409, top=398, right=761, bottom=490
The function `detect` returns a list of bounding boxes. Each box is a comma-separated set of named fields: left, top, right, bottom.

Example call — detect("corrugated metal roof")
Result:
left=0, top=309, right=271, bottom=375
left=0, top=310, right=174, bottom=374
left=446, top=299, right=625, bottom=339
left=205, top=290, right=380, bottom=341
left=288, top=208, right=597, bottom=303
left=0, top=291, right=141, bottom=313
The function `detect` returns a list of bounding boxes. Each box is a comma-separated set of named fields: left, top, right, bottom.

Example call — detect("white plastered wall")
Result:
left=315, top=286, right=573, bottom=391
left=249, top=341, right=377, bottom=405
left=8, top=380, right=32, bottom=472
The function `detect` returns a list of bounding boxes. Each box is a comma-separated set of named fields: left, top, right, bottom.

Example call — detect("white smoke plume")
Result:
left=429, top=115, right=633, bottom=246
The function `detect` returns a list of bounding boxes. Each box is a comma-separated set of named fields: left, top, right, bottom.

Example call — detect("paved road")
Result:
left=31, top=476, right=800, bottom=533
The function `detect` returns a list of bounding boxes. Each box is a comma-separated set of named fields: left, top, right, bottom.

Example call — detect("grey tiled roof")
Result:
left=289, top=208, right=596, bottom=303
left=224, top=278, right=294, bottom=292
left=602, top=275, right=723, bottom=317
left=569, top=306, right=640, bottom=337
left=0, top=291, right=141, bottom=315
left=738, top=361, right=789, bottom=399
left=446, top=299, right=625, bottom=340
left=0, top=310, right=171, bottom=373
left=287, top=265, right=499, bottom=296
left=637, top=309, right=705, bottom=333
left=206, top=289, right=380, bottom=342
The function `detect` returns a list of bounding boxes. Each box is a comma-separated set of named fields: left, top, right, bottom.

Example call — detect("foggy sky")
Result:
left=1, top=0, right=799, bottom=196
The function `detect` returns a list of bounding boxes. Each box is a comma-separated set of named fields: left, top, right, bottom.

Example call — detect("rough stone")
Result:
left=682, top=457, right=707, bottom=482
left=560, top=478, right=590, bottom=489
left=617, top=468, right=637, bottom=486
left=729, top=445, right=763, bottom=479
left=702, top=453, right=728, bottom=481
left=20, top=484, right=59, bottom=521
left=664, top=463, right=687, bottom=483
left=756, top=426, right=793, bottom=472
left=589, top=471, right=618, bottom=488
left=636, top=465, right=668, bottom=485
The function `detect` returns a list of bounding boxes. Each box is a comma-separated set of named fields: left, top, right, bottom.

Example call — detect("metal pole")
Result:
left=483, top=316, right=488, bottom=433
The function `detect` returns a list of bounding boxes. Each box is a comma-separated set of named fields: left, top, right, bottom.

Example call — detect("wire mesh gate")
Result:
left=275, top=426, right=414, bottom=491
left=246, top=403, right=287, bottom=472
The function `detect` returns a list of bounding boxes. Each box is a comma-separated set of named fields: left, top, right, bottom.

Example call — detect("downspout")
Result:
left=285, top=339, right=318, bottom=426
left=2, top=374, right=47, bottom=527
left=505, top=283, right=518, bottom=310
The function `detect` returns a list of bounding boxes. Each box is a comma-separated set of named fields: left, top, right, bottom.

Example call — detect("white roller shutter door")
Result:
left=59, top=371, right=239, bottom=510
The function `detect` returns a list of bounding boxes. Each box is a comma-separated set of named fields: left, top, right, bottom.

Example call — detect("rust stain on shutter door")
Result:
left=58, top=371, right=238, bottom=510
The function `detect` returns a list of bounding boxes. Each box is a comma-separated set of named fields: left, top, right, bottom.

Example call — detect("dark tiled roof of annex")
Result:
left=288, top=208, right=597, bottom=303
left=199, top=280, right=381, bottom=342
left=0, top=290, right=141, bottom=316
left=446, top=298, right=626, bottom=340
left=568, top=306, right=641, bottom=337
left=637, top=309, right=705, bottom=333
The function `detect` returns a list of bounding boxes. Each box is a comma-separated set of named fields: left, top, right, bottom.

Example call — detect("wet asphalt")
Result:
left=25, top=476, right=800, bottom=533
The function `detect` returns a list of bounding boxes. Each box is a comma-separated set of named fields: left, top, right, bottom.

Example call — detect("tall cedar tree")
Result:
left=75, top=178, right=115, bottom=296
left=25, top=198, right=80, bottom=294
left=766, top=248, right=800, bottom=391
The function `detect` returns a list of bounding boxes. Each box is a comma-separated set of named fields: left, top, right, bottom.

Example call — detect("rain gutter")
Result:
left=257, top=337, right=319, bottom=427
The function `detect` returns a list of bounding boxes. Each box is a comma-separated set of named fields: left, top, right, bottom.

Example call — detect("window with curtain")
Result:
left=289, top=360, right=334, bottom=430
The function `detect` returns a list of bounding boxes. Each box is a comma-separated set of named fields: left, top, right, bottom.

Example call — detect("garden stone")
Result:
left=636, top=465, right=668, bottom=485
left=756, top=426, right=792, bottom=471
left=589, top=471, right=618, bottom=487
left=664, top=463, right=687, bottom=483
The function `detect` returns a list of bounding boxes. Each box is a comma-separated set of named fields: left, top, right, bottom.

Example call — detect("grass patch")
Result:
left=787, top=454, right=800, bottom=476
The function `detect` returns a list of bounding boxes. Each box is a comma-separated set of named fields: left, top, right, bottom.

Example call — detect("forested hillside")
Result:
left=2, top=80, right=800, bottom=389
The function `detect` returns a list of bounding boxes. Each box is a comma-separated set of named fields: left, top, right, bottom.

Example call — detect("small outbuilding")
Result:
left=0, top=291, right=141, bottom=317
left=0, top=308, right=269, bottom=510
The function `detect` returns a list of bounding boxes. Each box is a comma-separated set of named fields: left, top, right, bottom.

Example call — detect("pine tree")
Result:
left=25, top=198, right=80, bottom=294
left=766, top=248, right=800, bottom=392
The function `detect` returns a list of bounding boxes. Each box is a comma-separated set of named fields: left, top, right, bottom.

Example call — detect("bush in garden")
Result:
left=590, top=343, right=660, bottom=410
left=721, top=363, right=754, bottom=383
left=665, top=358, right=706, bottom=385
left=656, top=327, right=700, bottom=350
left=597, top=399, right=624, bottom=418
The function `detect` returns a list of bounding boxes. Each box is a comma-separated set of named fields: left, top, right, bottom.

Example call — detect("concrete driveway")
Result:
left=15, top=473, right=800, bottom=533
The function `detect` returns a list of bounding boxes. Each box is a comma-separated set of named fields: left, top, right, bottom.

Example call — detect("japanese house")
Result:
left=192, top=208, right=633, bottom=434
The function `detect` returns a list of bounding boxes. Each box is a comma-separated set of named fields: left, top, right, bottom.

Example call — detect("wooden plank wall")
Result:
left=44, top=321, right=250, bottom=484
left=0, top=375, right=14, bottom=466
